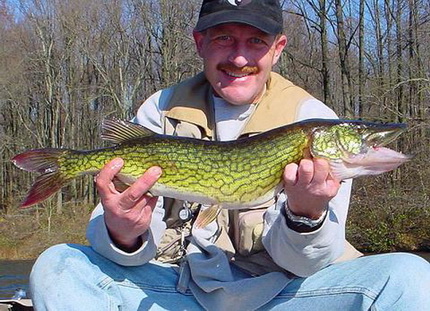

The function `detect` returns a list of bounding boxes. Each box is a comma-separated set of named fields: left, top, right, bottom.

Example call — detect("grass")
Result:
left=0, top=203, right=91, bottom=260
left=347, top=161, right=430, bottom=253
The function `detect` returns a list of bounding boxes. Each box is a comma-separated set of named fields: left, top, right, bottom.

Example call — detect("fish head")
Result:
left=310, top=121, right=411, bottom=181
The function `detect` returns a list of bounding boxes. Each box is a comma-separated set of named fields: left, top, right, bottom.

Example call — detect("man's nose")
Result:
left=227, top=44, right=249, bottom=67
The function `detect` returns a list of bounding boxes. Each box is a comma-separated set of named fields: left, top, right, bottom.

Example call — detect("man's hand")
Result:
left=95, top=158, right=162, bottom=252
left=283, top=158, right=341, bottom=219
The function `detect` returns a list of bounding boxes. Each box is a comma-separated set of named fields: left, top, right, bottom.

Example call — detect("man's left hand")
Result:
left=283, top=158, right=341, bottom=219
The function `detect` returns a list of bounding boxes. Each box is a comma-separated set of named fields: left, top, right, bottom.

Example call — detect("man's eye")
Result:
left=250, top=37, right=265, bottom=45
left=213, top=35, right=233, bottom=46
left=216, top=35, right=231, bottom=42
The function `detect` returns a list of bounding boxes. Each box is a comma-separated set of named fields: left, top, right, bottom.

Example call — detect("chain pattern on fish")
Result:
left=11, top=119, right=409, bottom=215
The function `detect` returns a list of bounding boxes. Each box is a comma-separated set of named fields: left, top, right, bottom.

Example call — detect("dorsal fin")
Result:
left=101, top=119, right=155, bottom=143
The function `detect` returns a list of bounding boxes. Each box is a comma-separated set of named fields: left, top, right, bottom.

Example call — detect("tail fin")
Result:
left=11, top=149, right=71, bottom=207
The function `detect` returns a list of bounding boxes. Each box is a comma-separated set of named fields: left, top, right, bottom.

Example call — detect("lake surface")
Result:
left=0, top=260, right=34, bottom=300
left=0, top=253, right=429, bottom=300
left=416, top=252, right=430, bottom=262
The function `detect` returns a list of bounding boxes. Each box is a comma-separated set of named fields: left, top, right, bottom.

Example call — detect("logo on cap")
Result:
left=227, top=0, right=252, bottom=6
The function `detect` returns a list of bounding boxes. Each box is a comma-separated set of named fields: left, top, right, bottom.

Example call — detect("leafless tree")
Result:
left=0, top=0, right=428, bottom=220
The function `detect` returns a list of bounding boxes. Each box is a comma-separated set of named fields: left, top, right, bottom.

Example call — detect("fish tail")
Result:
left=11, top=148, right=72, bottom=207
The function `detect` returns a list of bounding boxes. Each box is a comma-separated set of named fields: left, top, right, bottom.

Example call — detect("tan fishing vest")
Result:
left=153, top=72, right=362, bottom=273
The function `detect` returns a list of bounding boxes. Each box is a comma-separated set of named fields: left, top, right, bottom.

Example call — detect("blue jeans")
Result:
left=29, top=244, right=430, bottom=311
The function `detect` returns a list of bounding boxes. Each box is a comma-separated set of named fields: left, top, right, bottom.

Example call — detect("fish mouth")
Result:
left=329, top=122, right=410, bottom=180
left=330, top=146, right=411, bottom=180
left=361, top=122, right=407, bottom=147
left=330, top=122, right=410, bottom=180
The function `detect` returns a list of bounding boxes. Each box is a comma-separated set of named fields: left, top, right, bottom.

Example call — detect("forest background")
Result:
left=0, top=0, right=429, bottom=259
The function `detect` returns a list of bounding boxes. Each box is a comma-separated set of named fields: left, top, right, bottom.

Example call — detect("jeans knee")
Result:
left=30, top=244, right=92, bottom=286
left=33, top=244, right=76, bottom=270
left=400, top=253, right=429, bottom=289
left=370, top=253, right=430, bottom=309
left=36, top=243, right=72, bottom=260
left=382, top=253, right=430, bottom=284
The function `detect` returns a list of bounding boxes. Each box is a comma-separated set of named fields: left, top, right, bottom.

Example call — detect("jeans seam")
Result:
left=112, top=279, right=194, bottom=295
left=97, top=276, right=115, bottom=290
left=96, top=276, right=123, bottom=311
left=276, top=286, right=379, bottom=300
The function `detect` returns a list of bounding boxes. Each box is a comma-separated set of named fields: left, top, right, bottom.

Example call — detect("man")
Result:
left=30, top=1, right=430, bottom=310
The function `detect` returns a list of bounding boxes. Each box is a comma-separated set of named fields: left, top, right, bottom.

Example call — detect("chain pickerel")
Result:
left=12, top=119, right=410, bottom=227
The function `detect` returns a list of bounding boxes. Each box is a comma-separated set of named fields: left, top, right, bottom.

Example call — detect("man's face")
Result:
left=193, top=23, right=287, bottom=106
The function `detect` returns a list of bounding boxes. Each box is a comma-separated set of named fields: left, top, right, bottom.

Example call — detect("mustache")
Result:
left=217, top=64, right=258, bottom=74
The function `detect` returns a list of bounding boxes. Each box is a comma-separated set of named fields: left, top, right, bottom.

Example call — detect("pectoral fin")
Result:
left=194, top=205, right=222, bottom=228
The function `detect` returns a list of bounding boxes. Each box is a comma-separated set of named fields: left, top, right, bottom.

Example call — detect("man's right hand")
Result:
left=95, top=158, right=162, bottom=252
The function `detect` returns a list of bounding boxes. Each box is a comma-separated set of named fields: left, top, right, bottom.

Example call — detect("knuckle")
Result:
left=300, top=164, right=313, bottom=175
left=315, top=158, right=330, bottom=171
left=126, top=191, right=141, bottom=203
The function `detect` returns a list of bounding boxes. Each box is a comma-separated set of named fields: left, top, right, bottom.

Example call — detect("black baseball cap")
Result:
left=195, top=0, right=283, bottom=35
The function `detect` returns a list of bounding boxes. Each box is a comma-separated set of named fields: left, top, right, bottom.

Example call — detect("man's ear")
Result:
left=193, top=30, right=205, bottom=57
left=272, top=34, right=287, bottom=65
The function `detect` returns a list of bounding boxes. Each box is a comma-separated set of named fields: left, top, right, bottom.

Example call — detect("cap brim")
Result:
left=195, top=11, right=282, bottom=34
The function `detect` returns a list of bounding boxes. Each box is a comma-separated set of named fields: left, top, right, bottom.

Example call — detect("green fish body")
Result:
left=12, top=119, right=410, bottom=218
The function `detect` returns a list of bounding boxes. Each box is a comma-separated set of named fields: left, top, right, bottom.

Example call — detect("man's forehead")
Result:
left=206, top=23, right=274, bottom=37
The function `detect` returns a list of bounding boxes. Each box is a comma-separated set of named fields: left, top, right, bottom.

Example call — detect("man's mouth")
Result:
left=225, top=71, right=250, bottom=78
left=218, top=64, right=258, bottom=78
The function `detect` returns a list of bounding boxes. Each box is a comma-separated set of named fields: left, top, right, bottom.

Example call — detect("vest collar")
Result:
left=165, top=72, right=215, bottom=137
left=165, top=72, right=295, bottom=138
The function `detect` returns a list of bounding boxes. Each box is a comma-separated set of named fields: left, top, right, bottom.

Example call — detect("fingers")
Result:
left=95, top=158, right=162, bottom=210
left=283, top=162, right=299, bottom=186
left=97, top=160, right=162, bottom=251
left=283, top=159, right=315, bottom=187
left=96, top=158, right=125, bottom=197
left=119, top=166, right=162, bottom=210
left=311, top=158, right=331, bottom=184
left=296, top=159, right=315, bottom=185
left=284, top=158, right=331, bottom=186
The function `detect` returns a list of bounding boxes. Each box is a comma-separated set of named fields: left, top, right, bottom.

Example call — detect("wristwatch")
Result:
left=283, top=202, right=328, bottom=233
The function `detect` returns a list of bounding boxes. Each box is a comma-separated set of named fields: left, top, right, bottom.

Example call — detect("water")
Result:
left=0, top=253, right=429, bottom=300
left=416, top=252, right=430, bottom=262
left=0, top=260, right=34, bottom=300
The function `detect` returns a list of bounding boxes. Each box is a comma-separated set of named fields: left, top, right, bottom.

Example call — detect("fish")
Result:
left=11, top=118, right=410, bottom=227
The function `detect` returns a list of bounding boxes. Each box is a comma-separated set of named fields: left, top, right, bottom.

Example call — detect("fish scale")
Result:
left=11, top=118, right=409, bottom=227
left=109, top=133, right=308, bottom=204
